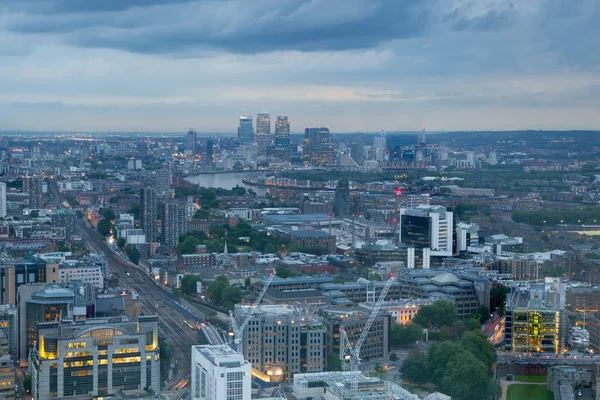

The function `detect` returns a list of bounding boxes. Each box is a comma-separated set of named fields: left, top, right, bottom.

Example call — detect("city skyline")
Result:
left=1, top=0, right=599, bottom=132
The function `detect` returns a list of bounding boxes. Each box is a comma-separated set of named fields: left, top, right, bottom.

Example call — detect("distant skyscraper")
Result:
left=334, top=180, right=351, bottom=217
left=275, top=116, right=290, bottom=149
left=23, top=176, right=44, bottom=209
left=155, top=167, right=172, bottom=198
left=373, top=131, right=387, bottom=161
left=140, top=187, right=158, bottom=243
left=304, top=127, right=334, bottom=166
left=161, top=200, right=188, bottom=248
left=350, top=132, right=364, bottom=166
left=0, top=183, right=6, bottom=218
left=186, top=129, right=197, bottom=154
left=256, top=109, right=271, bottom=156
left=238, top=115, right=254, bottom=144
left=206, top=139, right=214, bottom=171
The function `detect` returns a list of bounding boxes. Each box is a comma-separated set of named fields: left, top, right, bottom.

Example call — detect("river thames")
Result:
left=184, top=172, right=267, bottom=195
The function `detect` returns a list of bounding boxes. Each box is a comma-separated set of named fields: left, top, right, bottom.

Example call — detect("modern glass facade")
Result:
left=238, top=115, right=254, bottom=144
left=256, top=111, right=271, bottom=156
left=400, top=215, right=431, bottom=248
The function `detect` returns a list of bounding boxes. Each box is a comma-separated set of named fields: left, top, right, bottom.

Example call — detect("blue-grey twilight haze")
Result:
left=1, top=0, right=599, bottom=132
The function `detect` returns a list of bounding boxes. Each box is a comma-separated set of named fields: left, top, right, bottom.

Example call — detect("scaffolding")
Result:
left=292, top=371, right=419, bottom=400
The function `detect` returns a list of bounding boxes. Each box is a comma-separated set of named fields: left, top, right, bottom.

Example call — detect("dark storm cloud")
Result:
left=7, top=0, right=435, bottom=54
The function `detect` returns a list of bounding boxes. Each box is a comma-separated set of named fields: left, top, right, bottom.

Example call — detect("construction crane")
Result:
left=229, top=270, right=275, bottom=352
left=340, top=273, right=395, bottom=389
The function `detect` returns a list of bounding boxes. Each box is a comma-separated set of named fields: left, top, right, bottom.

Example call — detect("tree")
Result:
left=177, top=236, right=202, bottom=255
left=412, top=300, right=458, bottom=329
left=264, top=243, right=277, bottom=254
left=207, top=276, right=230, bottom=305
left=244, top=277, right=251, bottom=288
left=490, top=284, right=509, bottom=316
left=427, top=341, right=464, bottom=386
left=221, top=286, right=242, bottom=310
left=474, top=305, right=491, bottom=324
left=181, top=274, right=202, bottom=295
left=464, top=318, right=481, bottom=331
left=193, top=209, right=210, bottom=219
left=209, top=225, right=226, bottom=239
left=129, top=203, right=141, bottom=220
left=99, top=207, right=116, bottom=220
left=460, top=331, right=497, bottom=371
left=371, top=273, right=382, bottom=281
left=391, top=323, right=423, bottom=345
left=125, top=246, right=140, bottom=264
left=76, top=210, right=84, bottom=219
left=442, top=351, right=496, bottom=400
left=117, top=237, right=126, bottom=249
left=327, top=351, right=342, bottom=371
left=275, top=266, right=291, bottom=279
left=400, top=349, right=428, bottom=386
left=30, top=210, right=40, bottom=218
left=97, top=219, right=113, bottom=236
left=23, top=373, right=32, bottom=393
left=333, top=275, right=346, bottom=284
left=389, top=352, right=398, bottom=362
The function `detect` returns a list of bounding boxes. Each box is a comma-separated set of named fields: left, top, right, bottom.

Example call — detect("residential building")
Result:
left=234, top=304, right=327, bottom=383
left=0, top=330, right=14, bottom=400
left=303, top=127, right=334, bottom=166
left=155, top=168, right=172, bottom=198
left=187, top=129, right=197, bottom=154
left=51, top=209, right=76, bottom=242
left=334, top=180, right=351, bottom=217
left=238, top=115, right=254, bottom=144
left=373, top=132, right=386, bottom=162
left=30, top=316, right=160, bottom=399
left=161, top=200, right=188, bottom=248
left=140, top=187, right=158, bottom=243
left=566, top=287, right=600, bottom=312
left=256, top=109, right=271, bottom=157
left=191, top=345, right=251, bottom=400
left=504, top=278, right=566, bottom=354
left=81, top=253, right=109, bottom=275
left=58, top=261, right=104, bottom=289
left=0, top=182, right=6, bottom=218
left=400, top=205, right=454, bottom=268
left=285, top=230, right=336, bottom=254
left=320, top=306, right=391, bottom=362
left=24, top=176, right=44, bottom=209
left=349, top=132, right=364, bottom=166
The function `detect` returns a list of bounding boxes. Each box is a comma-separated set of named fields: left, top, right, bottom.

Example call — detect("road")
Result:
left=49, top=180, right=201, bottom=390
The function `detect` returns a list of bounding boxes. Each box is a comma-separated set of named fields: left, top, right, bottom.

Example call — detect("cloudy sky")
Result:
left=1, top=0, right=599, bottom=132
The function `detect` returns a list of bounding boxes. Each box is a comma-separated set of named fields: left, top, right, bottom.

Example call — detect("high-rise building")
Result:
left=334, top=180, right=351, bottom=217
left=205, top=139, right=214, bottom=171
left=161, top=200, right=188, bottom=248
left=31, top=315, right=160, bottom=399
left=51, top=209, right=76, bottom=241
left=349, top=132, right=364, bottom=166
left=0, top=182, right=6, bottom=218
left=23, top=176, right=44, bottom=209
left=275, top=116, right=290, bottom=150
left=140, top=187, right=158, bottom=243
left=155, top=167, right=172, bottom=198
left=256, top=109, right=271, bottom=156
left=373, top=131, right=387, bottom=162
left=238, top=115, right=254, bottom=144
left=455, top=222, right=479, bottom=253
left=504, top=279, right=566, bottom=354
left=191, top=345, right=251, bottom=400
left=234, top=304, right=327, bottom=383
left=303, top=127, right=334, bottom=166
left=399, top=205, right=454, bottom=268
left=0, top=330, right=14, bottom=400
left=0, top=256, right=58, bottom=306
left=187, top=129, right=197, bottom=154
left=0, top=305, right=17, bottom=358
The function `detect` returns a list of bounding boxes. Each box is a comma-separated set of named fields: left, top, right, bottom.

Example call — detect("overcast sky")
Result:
left=1, top=0, right=599, bottom=132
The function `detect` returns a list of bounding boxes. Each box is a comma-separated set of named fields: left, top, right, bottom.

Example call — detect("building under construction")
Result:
left=292, top=371, right=420, bottom=400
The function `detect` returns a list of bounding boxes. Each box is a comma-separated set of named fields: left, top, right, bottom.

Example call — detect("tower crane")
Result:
left=340, top=273, right=395, bottom=389
left=229, top=270, right=275, bottom=352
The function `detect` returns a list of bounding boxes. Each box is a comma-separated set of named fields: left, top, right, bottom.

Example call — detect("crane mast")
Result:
left=340, top=273, right=395, bottom=389
left=229, top=271, right=275, bottom=352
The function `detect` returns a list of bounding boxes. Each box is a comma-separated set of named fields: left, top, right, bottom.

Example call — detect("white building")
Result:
left=455, top=222, right=479, bottom=252
left=359, top=299, right=433, bottom=325
left=191, top=345, right=251, bottom=400
left=373, top=132, right=386, bottom=162
left=0, top=182, right=6, bottom=218
left=58, top=261, right=104, bottom=289
left=126, top=229, right=146, bottom=245
left=404, top=194, right=430, bottom=209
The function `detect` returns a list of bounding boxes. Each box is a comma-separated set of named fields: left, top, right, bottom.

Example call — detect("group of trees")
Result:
left=180, top=274, right=202, bottom=295
left=401, top=330, right=498, bottom=400
left=99, top=207, right=116, bottom=220
left=97, top=219, right=113, bottom=236
left=206, top=276, right=242, bottom=310
left=175, top=185, right=254, bottom=203
left=124, top=245, right=140, bottom=264
left=412, top=300, right=458, bottom=329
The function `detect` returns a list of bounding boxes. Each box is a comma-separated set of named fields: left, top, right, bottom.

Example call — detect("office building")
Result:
left=155, top=167, right=172, bottom=198
left=304, top=127, right=334, bottom=166
left=349, top=132, right=365, bottom=166
left=455, top=222, right=479, bottom=253
left=0, top=330, right=14, bottom=400
left=24, top=176, right=44, bottom=209
left=30, top=316, right=160, bottom=399
left=191, top=345, right=251, bottom=400
left=58, top=261, right=104, bottom=289
left=20, top=283, right=95, bottom=365
left=205, top=139, right=214, bottom=171
left=504, top=278, right=566, bottom=354
left=0, top=182, right=6, bottom=218
left=238, top=115, right=254, bottom=144
left=359, top=299, right=432, bottom=325
left=187, top=129, right=197, bottom=154
left=51, top=209, right=76, bottom=241
left=256, top=109, right=271, bottom=157
left=140, top=187, right=157, bottom=243
left=161, top=200, right=188, bottom=248
left=373, top=132, right=386, bottom=162
left=334, top=180, right=351, bottom=217
left=399, top=205, right=454, bottom=268
left=404, top=194, right=430, bottom=209
left=0, top=305, right=17, bottom=358
left=274, top=116, right=291, bottom=161
left=284, top=230, right=336, bottom=254
left=0, top=256, right=58, bottom=305
left=320, top=306, right=391, bottom=362
left=234, top=304, right=327, bottom=383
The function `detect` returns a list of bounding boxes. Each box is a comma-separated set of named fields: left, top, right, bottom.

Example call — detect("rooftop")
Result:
left=286, top=230, right=334, bottom=239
